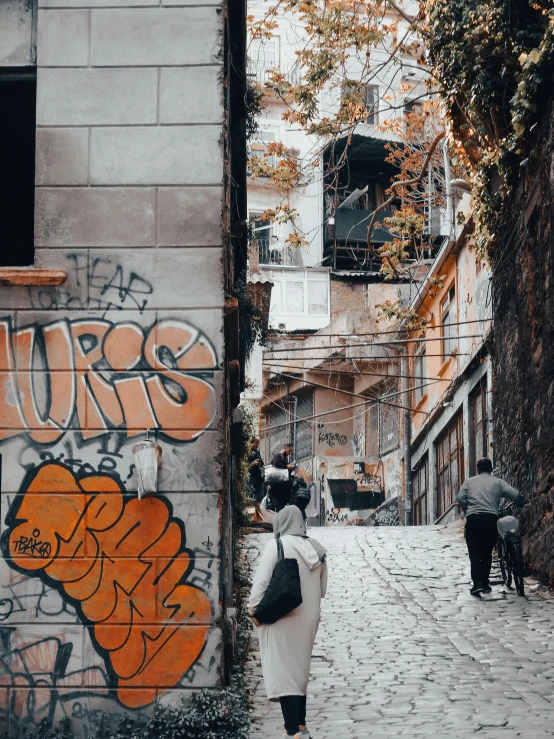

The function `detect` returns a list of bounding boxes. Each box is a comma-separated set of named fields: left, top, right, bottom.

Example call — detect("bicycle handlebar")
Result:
left=499, top=496, right=526, bottom=516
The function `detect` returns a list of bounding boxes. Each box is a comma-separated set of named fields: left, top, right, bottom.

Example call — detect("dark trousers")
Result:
left=280, top=695, right=307, bottom=735
left=465, top=513, right=498, bottom=587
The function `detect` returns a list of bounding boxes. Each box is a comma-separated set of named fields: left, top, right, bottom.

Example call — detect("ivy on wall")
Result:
left=423, top=0, right=554, bottom=259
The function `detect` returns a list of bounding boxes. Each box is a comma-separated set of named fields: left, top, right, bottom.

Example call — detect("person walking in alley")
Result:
left=272, top=442, right=297, bottom=472
left=248, top=438, right=265, bottom=502
left=269, top=443, right=297, bottom=511
left=457, top=457, right=523, bottom=596
left=248, top=506, right=327, bottom=739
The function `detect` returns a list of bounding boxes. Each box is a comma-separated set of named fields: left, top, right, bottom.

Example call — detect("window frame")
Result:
left=436, top=410, right=465, bottom=517
left=412, top=343, right=426, bottom=405
left=0, top=67, right=37, bottom=268
left=441, top=283, right=457, bottom=361
left=365, top=84, right=379, bottom=125
left=250, top=127, right=278, bottom=170
left=413, top=455, right=429, bottom=526
left=469, top=375, right=488, bottom=476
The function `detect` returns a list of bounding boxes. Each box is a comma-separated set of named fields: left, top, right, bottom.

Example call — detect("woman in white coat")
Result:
left=249, top=505, right=328, bottom=739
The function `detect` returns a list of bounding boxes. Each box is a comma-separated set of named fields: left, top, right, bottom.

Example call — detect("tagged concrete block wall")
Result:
left=0, top=0, right=230, bottom=733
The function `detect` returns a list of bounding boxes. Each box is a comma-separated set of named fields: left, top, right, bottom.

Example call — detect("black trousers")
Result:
left=465, top=513, right=498, bottom=587
left=280, top=695, right=307, bottom=735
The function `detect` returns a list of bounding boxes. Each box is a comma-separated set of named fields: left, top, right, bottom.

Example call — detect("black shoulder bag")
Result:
left=253, top=533, right=303, bottom=625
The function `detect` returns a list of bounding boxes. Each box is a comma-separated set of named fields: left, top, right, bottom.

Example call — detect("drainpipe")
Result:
left=400, top=348, right=413, bottom=526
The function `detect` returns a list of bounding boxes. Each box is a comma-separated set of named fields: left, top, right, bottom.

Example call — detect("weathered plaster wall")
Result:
left=409, top=236, right=492, bottom=524
left=0, top=1, right=228, bottom=734
left=318, top=457, right=386, bottom=525
left=314, top=387, right=354, bottom=458
left=491, top=99, right=554, bottom=580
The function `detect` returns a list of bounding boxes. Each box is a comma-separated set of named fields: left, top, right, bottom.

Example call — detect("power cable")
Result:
left=262, top=362, right=452, bottom=383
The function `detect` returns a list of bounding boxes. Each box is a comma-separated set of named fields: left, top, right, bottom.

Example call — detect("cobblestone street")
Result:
left=245, top=525, right=554, bottom=738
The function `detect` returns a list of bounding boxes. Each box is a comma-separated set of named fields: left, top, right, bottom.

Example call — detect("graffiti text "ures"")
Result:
left=0, top=317, right=218, bottom=445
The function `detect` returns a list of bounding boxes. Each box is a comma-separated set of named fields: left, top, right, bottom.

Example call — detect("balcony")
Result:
left=335, top=208, right=395, bottom=243
left=258, top=238, right=301, bottom=267
left=247, top=61, right=301, bottom=87
left=324, top=208, right=439, bottom=273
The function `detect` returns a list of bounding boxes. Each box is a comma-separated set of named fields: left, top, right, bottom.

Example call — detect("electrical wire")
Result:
left=267, top=318, right=489, bottom=339
left=264, top=352, right=470, bottom=360
left=268, top=370, right=439, bottom=404
left=262, top=362, right=452, bottom=382
left=265, top=335, right=483, bottom=353
left=260, top=378, right=426, bottom=434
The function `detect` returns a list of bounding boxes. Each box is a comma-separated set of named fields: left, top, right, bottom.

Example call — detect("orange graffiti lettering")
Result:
left=0, top=317, right=218, bottom=447
left=4, top=463, right=211, bottom=708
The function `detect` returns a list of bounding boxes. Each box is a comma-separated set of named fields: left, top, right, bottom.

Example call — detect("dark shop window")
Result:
left=0, top=69, right=37, bottom=267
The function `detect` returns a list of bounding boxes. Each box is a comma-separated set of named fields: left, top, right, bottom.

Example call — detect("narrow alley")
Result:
left=245, top=526, right=554, bottom=738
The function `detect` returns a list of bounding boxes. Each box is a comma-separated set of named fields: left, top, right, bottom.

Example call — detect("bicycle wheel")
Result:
left=507, top=538, right=525, bottom=596
left=497, top=536, right=512, bottom=588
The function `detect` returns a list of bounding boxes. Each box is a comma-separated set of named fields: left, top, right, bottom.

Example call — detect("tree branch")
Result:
left=367, top=129, right=446, bottom=246
left=384, top=0, right=431, bottom=39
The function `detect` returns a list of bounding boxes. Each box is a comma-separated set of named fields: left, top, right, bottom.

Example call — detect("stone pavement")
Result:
left=244, top=525, right=554, bottom=738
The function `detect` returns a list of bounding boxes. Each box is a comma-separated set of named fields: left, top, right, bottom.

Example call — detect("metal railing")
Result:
left=247, top=61, right=301, bottom=86
left=257, top=238, right=300, bottom=267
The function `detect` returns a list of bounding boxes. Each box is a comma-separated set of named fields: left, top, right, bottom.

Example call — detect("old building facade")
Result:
left=407, top=217, right=493, bottom=526
left=0, top=0, right=246, bottom=733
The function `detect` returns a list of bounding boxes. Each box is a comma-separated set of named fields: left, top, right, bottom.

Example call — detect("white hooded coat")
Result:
left=248, top=519, right=328, bottom=700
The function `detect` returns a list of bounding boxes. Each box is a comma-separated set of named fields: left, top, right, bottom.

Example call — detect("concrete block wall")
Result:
left=0, top=0, right=230, bottom=733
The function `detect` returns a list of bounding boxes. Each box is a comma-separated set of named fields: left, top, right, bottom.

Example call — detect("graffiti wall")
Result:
left=0, top=0, right=228, bottom=731
left=0, top=250, right=224, bottom=733
left=318, top=458, right=386, bottom=525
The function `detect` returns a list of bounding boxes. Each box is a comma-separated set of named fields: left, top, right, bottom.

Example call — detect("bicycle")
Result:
left=495, top=500, right=525, bottom=596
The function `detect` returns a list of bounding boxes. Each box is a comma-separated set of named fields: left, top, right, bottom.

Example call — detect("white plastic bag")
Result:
left=263, top=465, right=289, bottom=484
left=132, top=439, right=162, bottom=500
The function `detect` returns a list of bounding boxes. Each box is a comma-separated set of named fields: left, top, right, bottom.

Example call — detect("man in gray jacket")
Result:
left=457, top=458, right=523, bottom=596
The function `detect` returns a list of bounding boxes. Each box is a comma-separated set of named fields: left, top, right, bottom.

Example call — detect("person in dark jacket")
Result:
left=268, top=444, right=297, bottom=512
left=457, top=457, right=523, bottom=596
left=272, top=443, right=297, bottom=471
left=247, top=438, right=265, bottom=502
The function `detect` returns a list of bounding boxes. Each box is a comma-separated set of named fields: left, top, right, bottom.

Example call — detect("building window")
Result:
left=404, top=99, right=423, bottom=133
left=436, top=411, right=464, bottom=517
left=413, top=455, right=428, bottom=526
left=264, top=399, right=294, bottom=461
left=249, top=211, right=276, bottom=264
left=262, top=392, right=313, bottom=464
left=413, top=344, right=426, bottom=405
left=250, top=128, right=278, bottom=170
left=365, top=85, right=379, bottom=125
left=294, top=391, right=314, bottom=461
left=1, top=68, right=37, bottom=267
left=250, top=37, right=280, bottom=66
left=364, top=379, right=400, bottom=457
left=469, top=375, right=488, bottom=475
left=366, top=401, right=379, bottom=458
left=441, top=283, right=457, bottom=360
left=380, top=388, right=399, bottom=454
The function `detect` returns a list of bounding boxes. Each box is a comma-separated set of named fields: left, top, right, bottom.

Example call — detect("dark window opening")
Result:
left=364, top=378, right=400, bottom=457
left=469, top=375, right=488, bottom=476
left=365, top=85, right=379, bottom=125
left=413, top=344, right=426, bottom=405
left=0, top=68, right=36, bottom=267
left=413, top=455, right=428, bottom=526
left=436, top=410, right=464, bottom=517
